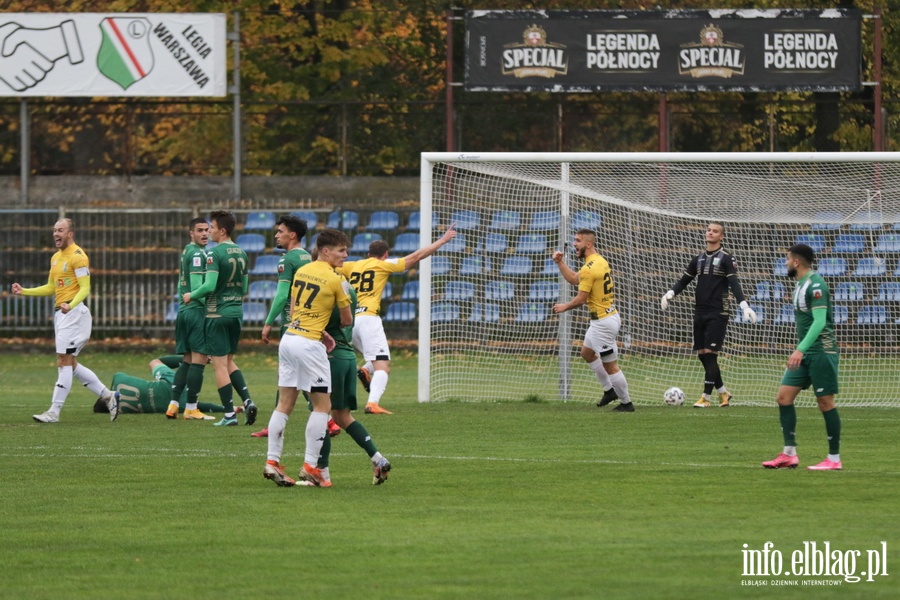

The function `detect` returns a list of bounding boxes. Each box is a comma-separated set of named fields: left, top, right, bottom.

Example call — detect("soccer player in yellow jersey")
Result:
left=11, top=218, right=119, bottom=423
left=552, top=228, right=633, bottom=412
left=264, top=228, right=353, bottom=488
left=339, top=223, right=457, bottom=414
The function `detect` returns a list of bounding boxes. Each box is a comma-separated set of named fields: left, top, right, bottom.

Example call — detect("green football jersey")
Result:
left=327, top=284, right=357, bottom=359
left=204, top=241, right=248, bottom=319
left=278, top=247, right=312, bottom=325
left=792, top=271, right=838, bottom=354
left=178, top=242, right=207, bottom=312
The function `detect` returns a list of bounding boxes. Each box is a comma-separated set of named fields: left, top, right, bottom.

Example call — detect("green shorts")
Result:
left=175, top=308, right=206, bottom=355
left=203, top=316, right=241, bottom=356
left=781, top=352, right=839, bottom=397
left=329, top=351, right=358, bottom=412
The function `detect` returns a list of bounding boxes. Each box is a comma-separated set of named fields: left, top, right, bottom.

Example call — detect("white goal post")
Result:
left=418, top=152, right=900, bottom=407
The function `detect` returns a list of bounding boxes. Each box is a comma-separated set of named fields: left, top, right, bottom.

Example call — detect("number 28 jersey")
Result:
left=339, top=257, right=406, bottom=316
left=579, top=253, right=617, bottom=320
left=288, top=260, right=351, bottom=341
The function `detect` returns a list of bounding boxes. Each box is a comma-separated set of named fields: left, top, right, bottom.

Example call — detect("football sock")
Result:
left=266, top=411, right=289, bottom=463
left=217, top=384, right=235, bottom=414
left=73, top=364, right=110, bottom=398
left=51, top=365, right=73, bottom=409
left=822, top=407, right=841, bottom=455
left=779, top=404, right=797, bottom=446
left=368, top=370, right=389, bottom=405
left=317, top=432, right=331, bottom=469
left=363, top=362, right=374, bottom=376
left=170, top=361, right=190, bottom=402
left=372, top=451, right=384, bottom=465
left=828, top=454, right=841, bottom=463
left=609, top=370, right=631, bottom=404
left=588, top=358, right=612, bottom=390
left=304, top=411, right=329, bottom=465
left=185, top=402, right=198, bottom=411
left=783, top=446, right=797, bottom=457
left=698, top=354, right=717, bottom=395
left=229, top=369, right=251, bottom=403
left=345, top=420, right=378, bottom=458
left=186, top=363, right=205, bottom=404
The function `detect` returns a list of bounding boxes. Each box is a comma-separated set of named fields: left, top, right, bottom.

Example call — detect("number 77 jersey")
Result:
left=339, top=257, right=406, bottom=317
left=288, top=260, right=352, bottom=340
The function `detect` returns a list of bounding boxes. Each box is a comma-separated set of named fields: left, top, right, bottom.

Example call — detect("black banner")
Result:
left=465, top=9, right=861, bottom=92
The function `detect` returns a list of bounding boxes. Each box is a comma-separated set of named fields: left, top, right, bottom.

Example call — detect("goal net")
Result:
left=418, top=152, right=900, bottom=408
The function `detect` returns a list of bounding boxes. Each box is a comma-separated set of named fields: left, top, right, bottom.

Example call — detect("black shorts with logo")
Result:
left=693, top=310, right=729, bottom=352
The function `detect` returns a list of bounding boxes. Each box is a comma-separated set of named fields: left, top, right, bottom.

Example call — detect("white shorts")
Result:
left=352, top=314, right=391, bottom=362
left=583, top=312, right=620, bottom=363
left=54, top=303, right=92, bottom=356
left=278, top=333, right=331, bottom=393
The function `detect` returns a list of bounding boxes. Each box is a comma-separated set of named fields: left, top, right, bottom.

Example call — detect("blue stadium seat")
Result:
left=384, top=301, right=417, bottom=323
left=833, top=305, right=849, bottom=325
left=460, top=255, right=492, bottom=276
left=431, top=301, right=460, bottom=323
left=306, top=233, right=318, bottom=250
left=431, top=256, right=451, bottom=275
left=572, top=210, right=601, bottom=231
left=488, top=210, right=521, bottom=230
left=393, top=232, right=419, bottom=254
left=290, top=210, right=318, bottom=230
left=164, top=301, right=179, bottom=323
left=733, top=303, right=764, bottom=324
left=514, top=302, right=549, bottom=322
left=857, top=305, right=888, bottom=325
left=541, top=258, right=558, bottom=276
left=499, top=256, right=532, bottom=276
left=854, top=257, right=887, bottom=277
left=849, top=211, right=883, bottom=231
left=243, top=211, right=275, bottom=231
left=248, top=280, right=278, bottom=300
left=480, top=232, right=508, bottom=253
left=485, top=280, right=516, bottom=302
left=250, top=255, right=280, bottom=276
left=811, top=211, right=843, bottom=231
left=515, top=234, right=547, bottom=254
left=834, top=281, right=864, bottom=302
left=382, top=281, right=393, bottom=300
left=751, top=281, right=771, bottom=301
left=400, top=281, right=419, bottom=301
left=774, top=304, right=795, bottom=325
left=772, top=258, right=788, bottom=277
left=438, top=233, right=466, bottom=253
left=367, top=211, right=400, bottom=231
left=350, top=232, right=382, bottom=254
left=832, top=234, right=865, bottom=253
left=327, top=210, right=359, bottom=230
left=794, top=234, right=826, bottom=253
left=469, top=303, right=500, bottom=323
left=242, top=301, right=268, bottom=323
left=530, top=210, right=560, bottom=231
left=407, top=211, right=438, bottom=232
left=236, top=233, right=266, bottom=253
left=875, top=233, right=900, bottom=253
left=444, top=281, right=475, bottom=302
left=876, top=282, right=900, bottom=302
left=449, top=210, right=479, bottom=231
left=817, top=257, right=847, bottom=277
left=528, top=280, right=557, bottom=301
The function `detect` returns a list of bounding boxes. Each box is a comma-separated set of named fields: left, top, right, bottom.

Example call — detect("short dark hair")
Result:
left=369, top=240, right=390, bottom=258
left=276, top=214, right=308, bottom=239
left=189, top=217, right=207, bottom=230
left=709, top=221, right=725, bottom=234
left=575, top=228, right=596, bottom=239
left=316, top=227, right=349, bottom=250
left=93, top=398, right=109, bottom=413
left=788, top=243, right=815, bottom=266
left=209, top=210, right=236, bottom=236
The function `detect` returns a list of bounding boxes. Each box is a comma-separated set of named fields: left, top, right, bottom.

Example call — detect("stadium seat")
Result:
left=541, top=258, right=558, bottom=276
left=250, top=254, right=280, bottom=276
left=530, top=210, right=561, bottom=231
left=327, top=210, right=359, bottom=230
left=833, top=305, right=849, bottom=325
left=290, top=210, right=318, bottom=230
left=811, top=211, right=843, bottom=231
left=431, top=256, right=451, bottom=275
left=875, top=233, right=900, bottom=253
left=751, top=281, right=771, bottom=301
left=774, top=304, right=795, bottom=325
left=485, top=280, right=516, bottom=301
left=460, top=255, right=492, bottom=276
left=834, top=282, right=864, bottom=302
left=853, top=257, right=887, bottom=277
left=431, top=301, right=460, bottom=323
left=876, top=282, right=900, bottom=302
left=528, top=280, right=558, bottom=301
left=382, top=281, right=393, bottom=300
left=367, top=211, right=400, bottom=231
left=243, top=211, right=276, bottom=231
left=438, top=233, right=466, bottom=253
left=236, top=233, right=266, bottom=253
left=350, top=232, right=382, bottom=254
left=817, top=257, right=847, bottom=277
left=832, top=233, right=865, bottom=253
left=849, top=211, right=883, bottom=231
left=407, top=211, right=438, bottom=232
left=515, top=234, right=547, bottom=254
left=479, top=232, right=509, bottom=253
left=400, top=281, right=419, bottom=301
left=449, top=210, right=479, bottom=230
left=393, top=232, right=419, bottom=254
left=499, top=256, right=533, bottom=276
left=242, top=301, right=268, bottom=323
left=572, top=210, right=601, bottom=231
left=164, top=301, right=179, bottom=323
left=772, top=258, right=788, bottom=277
left=794, top=234, right=826, bottom=253
left=248, top=279, right=278, bottom=300
left=488, top=210, right=521, bottom=230
left=469, top=303, right=500, bottom=323
left=444, top=280, right=475, bottom=302
left=733, top=303, right=764, bottom=324
left=514, top=302, right=549, bottom=322
left=307, top=233, right=318, bottom=250
left=384, top=301, right=417, bottom=323
left=857, top=305, right=888, bottom=325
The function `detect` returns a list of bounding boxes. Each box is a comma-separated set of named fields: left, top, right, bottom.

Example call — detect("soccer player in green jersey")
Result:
left=184, top=210, right=258, bottom=427
left=168, top=217, right=215, bottom=421
left=762, top=243, right=842, bottom=471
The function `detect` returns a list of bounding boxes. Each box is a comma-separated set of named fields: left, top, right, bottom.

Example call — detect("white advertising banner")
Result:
left=0, top=13, right=226, bottom=97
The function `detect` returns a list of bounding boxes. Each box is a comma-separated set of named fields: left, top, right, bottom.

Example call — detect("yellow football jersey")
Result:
left=339, top=257, right=406, bottom=316
left=50, top=243, right=90, bottom=307
left=578, top=253, right=618, bottom=320
left=287, top=260, right=351, bottom=340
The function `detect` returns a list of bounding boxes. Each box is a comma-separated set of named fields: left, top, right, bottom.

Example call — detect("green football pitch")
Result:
left=1, top=350, right=897, bottom=599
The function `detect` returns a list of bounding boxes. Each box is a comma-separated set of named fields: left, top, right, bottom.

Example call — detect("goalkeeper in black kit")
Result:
left=659, top=222, right=756, bottom=408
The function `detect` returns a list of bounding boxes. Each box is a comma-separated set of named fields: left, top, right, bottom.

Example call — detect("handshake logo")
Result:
left=0, top=19, right=84, bottom=91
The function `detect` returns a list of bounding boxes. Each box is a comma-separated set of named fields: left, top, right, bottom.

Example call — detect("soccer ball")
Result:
left=664, top=387, right=685, bottom=406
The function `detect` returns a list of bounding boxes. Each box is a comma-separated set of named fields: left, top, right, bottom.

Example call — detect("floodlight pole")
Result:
left=445, top=10, right=454, bottom=152
left=19, top=99, right=28, bottom=205
left=230, top=11, right=242, bottom=201
left=873, top=8, right=883, bottom=152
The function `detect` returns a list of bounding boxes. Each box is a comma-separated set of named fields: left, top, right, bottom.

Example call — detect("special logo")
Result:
left=502, top=25, right=568, bottom=79
left=679, top=24, right=745, bottom=79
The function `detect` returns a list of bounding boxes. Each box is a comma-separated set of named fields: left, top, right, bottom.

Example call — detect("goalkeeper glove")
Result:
left=660, top=290, right=675, bottom=310
left=740, top=300, right=757, bottom=324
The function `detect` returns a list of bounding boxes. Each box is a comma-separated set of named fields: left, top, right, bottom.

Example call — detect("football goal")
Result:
left=418, top=152, right=900, bottom=407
